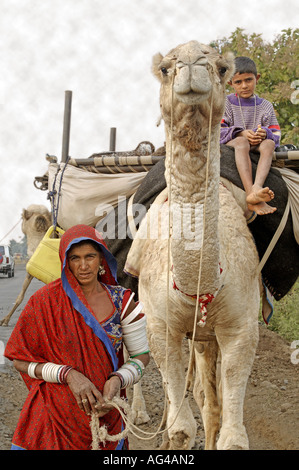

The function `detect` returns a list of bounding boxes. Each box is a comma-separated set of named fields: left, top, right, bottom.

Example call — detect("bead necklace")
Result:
left=237, top=94, right=257, bottom=130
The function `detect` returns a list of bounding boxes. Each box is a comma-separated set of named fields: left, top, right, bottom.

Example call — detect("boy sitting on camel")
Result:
left=221, top=56, right=281, bottom=215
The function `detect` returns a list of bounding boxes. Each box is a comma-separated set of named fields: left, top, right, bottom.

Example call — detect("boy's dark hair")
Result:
left=234, top=56, right=257, bottom=76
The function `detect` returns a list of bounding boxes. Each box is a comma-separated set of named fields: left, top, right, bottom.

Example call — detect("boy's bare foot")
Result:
left=246, top=186, right=274, bottom=204
left=246, top=186, right=276, bottom=215
left=247, top=201, right=277, bottom=215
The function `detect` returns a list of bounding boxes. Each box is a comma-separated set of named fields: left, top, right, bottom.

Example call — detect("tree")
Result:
left=211, top=28, right=299, bottom=145
left=9, top=236, right=27, bottom=257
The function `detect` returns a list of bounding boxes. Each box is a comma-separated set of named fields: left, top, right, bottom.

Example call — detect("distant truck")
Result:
left=0, top=245, right=15, bottom=277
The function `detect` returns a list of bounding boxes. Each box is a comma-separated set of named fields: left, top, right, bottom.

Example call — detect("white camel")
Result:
left=0, top=204, right=52, bottom=326
left=125, top=41, right=261, bottom=450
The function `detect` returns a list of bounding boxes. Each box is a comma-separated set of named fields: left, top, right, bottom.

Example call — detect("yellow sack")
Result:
left=26, top=226, right=65, bottom=284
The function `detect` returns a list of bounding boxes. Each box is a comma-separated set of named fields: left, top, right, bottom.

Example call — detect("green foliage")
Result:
left=211, top=28, right=299, bottom=145
left=259, top=281, right=299, bottom=343
left=9, top=236, right=27, bottom=256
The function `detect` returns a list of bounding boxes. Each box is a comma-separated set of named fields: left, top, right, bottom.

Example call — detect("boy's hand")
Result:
left=238, top=129, right=265, bottom=146
left=255, top=126, right=267, bottom=141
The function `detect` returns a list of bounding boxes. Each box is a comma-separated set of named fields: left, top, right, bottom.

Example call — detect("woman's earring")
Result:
left=98, top=265, right=106, bottom=276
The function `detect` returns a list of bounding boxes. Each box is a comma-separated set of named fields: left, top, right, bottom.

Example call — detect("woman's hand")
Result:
left=66, top=369, right=106, bottom=416
left=66, top=369, right=121, bottom=417
left=95, top=376, right=122, bottom=417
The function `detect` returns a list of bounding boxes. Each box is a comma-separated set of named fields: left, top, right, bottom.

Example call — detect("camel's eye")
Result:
left=161, top=67, right=168, bottom=76
left=219, top=67, right=227, bottom=76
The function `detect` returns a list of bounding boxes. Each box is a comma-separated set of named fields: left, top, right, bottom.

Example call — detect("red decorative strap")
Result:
left=171, top=264, right=222, bottom=326
left=173, top=280, right=215, bottom=326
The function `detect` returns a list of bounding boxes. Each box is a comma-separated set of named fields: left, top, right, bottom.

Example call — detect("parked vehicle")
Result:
left=0, top=245, right=15, bottom=277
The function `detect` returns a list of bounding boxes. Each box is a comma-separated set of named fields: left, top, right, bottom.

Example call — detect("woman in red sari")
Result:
left=5, top=224, right=150, bottom=450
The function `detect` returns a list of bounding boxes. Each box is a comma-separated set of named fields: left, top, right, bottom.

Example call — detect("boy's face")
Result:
left=229, top=72, right=260, bottom=99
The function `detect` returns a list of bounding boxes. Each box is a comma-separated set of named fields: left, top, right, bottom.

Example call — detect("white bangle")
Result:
left=110, top=358, right=146, bottom=389
left=129, top=357, right=145, bottom=376
left=121, top=301, right=150, bottom=357
left=27, top=362, right=39, bottom=379
left=41, top=362, right=64, bottom=383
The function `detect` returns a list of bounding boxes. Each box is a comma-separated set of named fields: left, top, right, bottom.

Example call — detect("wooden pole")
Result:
left=273, top=150, right=299, bottom=160
left=61, top=90, right=72, bottom=162
left=109, top=127, right=117, bottom=151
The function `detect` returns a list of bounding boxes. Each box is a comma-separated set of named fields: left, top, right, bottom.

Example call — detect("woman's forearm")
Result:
left=13, top=359, right=44, bottom=379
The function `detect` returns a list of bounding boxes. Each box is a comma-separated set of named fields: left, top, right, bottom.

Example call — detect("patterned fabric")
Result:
left=5, top=224, right=132, bottom=450
left=101, top=284, right=126, bottom=354
left=220, top=93, right=281, bottom=147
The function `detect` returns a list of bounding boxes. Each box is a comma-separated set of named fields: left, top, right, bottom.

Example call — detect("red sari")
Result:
left=5, top=225, right=131, bottom=450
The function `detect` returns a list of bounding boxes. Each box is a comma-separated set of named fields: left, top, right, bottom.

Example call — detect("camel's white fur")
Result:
left=126, top=41, right=260, bottom=450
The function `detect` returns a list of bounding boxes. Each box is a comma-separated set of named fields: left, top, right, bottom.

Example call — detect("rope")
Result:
left=164, top=67, right=175, bottom=436
left=257, top=195, right=290, bottom=273
left=160, top=85, right=215, bottom=433
left=90, top=395, right=168, bottom=449
left=90, top=397, right=131, bottom=449
left=193, top=86, right=215, bottom=326
left=0, top=218, right=21, bottom=243
left=47, top=156, right=70, bottom=230
left=90, top=69, right=216, bottom=451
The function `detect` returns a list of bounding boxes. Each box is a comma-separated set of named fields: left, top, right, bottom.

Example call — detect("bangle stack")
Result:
left=27, top=362, right=72, bottom=384
left=121, top=302, right=150, bottom=358
left=109, top=358, right=145, bottom=389
left=27, top=362, right=39, bottom=379
left=42, top=362, right=63, bottom=383
left=59, top=365, right=73, bottom=384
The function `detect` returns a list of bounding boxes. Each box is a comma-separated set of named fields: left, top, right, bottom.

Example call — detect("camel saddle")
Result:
left=99, top=145, right=298, bottom=302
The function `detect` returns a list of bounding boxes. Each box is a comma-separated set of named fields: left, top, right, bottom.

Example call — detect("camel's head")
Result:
left=152, top=40, right=234, bottom=125
left=21, top=204, right=52, bottom=257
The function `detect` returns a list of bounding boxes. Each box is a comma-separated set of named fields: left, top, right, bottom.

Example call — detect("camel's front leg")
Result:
left=147, top=323, right=197, bottom=450
left=216, top=321, right=259, bottom=450
left=131, top=382, right=150, bottom=425
left=123, top=346, right=150, bottom=425
left=193, top=340, right=221, bottom=450
left=0, top=273, right=33, bottom=326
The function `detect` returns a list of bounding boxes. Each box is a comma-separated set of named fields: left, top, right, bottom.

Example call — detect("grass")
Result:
left=263, top=280, right=299, bottom=343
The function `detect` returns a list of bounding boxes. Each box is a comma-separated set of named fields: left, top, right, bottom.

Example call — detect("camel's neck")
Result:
left=165, top=117, right=221, bottom=296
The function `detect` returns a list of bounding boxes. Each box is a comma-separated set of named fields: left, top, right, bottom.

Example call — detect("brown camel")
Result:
left=0, top=205, right=51, bottom=326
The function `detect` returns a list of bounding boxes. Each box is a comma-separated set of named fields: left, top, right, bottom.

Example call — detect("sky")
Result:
left=0, top=0, right=298, bottom=244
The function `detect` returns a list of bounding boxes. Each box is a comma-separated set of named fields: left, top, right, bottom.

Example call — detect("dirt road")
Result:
left=0, top=265, right=298, bottom=450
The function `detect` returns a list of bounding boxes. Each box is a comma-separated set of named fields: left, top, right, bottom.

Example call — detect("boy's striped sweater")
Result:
left=220, top=93, right=281, bottom=148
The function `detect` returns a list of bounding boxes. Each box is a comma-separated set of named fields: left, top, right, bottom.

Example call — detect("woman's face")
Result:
left=67, top=242, right=102, bottom=286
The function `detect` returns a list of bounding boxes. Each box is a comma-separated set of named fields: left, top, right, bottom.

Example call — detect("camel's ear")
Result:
left=22, top=209, right=32, bottom=220
left=152, top=53, right=163, bottom=81
left=223, top=51, right=235, bottom=82
left=35, top=215, right=50, bottom=233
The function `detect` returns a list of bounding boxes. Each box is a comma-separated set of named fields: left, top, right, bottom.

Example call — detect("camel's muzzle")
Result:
left=173, top=55, right=212, bottom=103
